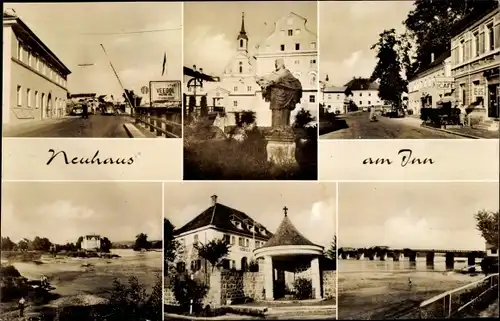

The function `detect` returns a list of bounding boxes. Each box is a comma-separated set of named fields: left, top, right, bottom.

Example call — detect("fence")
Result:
left=419, top=273, right=499, bottom=318
left=133, top=108, right=181, bottom=138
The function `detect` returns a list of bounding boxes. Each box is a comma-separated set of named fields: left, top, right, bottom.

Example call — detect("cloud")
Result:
left=290, top=198, right=336, bottom=248
left=184, top=26, right=234, bottom=75
left=321, top=51, right=376, bottom=86
left=340, top=208, right=485, bottom=250
left=36, top=200, right=95, bottom=220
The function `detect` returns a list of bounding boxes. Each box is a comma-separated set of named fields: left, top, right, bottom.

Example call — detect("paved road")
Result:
left=320, top=112, right=463, bottom=139
left=4, top=115, right=133, bottom=138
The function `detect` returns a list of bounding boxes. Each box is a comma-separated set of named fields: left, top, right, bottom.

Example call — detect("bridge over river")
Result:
left=338, top=247, right=486, bottom=269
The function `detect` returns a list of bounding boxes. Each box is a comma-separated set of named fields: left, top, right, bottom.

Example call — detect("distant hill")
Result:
left=111, top=240, right=162, bottom=249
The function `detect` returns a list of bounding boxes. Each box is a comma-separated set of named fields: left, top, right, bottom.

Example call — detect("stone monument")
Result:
left=255, top=59, right=302, bottom=166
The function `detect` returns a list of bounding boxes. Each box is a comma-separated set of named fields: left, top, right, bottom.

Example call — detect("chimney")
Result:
left=431, top=53, right=435, bottom=63
left=211, top=194, right=218, bottom=206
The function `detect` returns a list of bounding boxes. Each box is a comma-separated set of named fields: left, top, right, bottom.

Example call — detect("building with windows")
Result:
left=173, top=195, right=273, bottom=272
left=3, top=11, right=71, bottom=125
left=81, top=235, right=101, bottom=251
left=321, top=85, right=347, bottom=114
left=344, top=78, right=381, bottom=109
left=486, top=242, right=498, bottom=257
left=407, top=52, right=454, bottom=115
left=184, top=12, right=318, bottom=127
left=450, top=6, right=500, bottom=130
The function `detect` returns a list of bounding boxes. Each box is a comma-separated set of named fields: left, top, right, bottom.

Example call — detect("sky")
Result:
left=164, top=182, right=336, bottom=248
left=6, top=3, right=182, bottom=102
left=319, top=1, right=415, bottom=86
left=184, top=1, right=317, bottom=76
left=1, top=182, right=163, bottom=244
left=339, top=182, right=499, bottom=251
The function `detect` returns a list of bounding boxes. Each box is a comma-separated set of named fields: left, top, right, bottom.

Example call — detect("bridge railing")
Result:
left=419, top=273, right=498, bottom=319
left=133, top=110, right=182, bottom=138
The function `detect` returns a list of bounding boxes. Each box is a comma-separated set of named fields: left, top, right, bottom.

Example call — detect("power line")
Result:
left=80, top=27, right=182, bottom=36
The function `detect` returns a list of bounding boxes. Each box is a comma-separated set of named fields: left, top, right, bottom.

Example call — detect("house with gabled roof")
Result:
left=174, top=195, right=273, bottom=272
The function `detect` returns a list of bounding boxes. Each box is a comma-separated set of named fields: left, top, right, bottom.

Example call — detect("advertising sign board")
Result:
left=149, top=81, right=181, bottom=107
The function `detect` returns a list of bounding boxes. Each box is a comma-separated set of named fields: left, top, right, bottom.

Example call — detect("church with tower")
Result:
left=185, top=11, right=318, bottom=127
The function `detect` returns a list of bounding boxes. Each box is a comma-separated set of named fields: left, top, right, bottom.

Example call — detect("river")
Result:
left=338, top=258, right=485, bottom=319
left=2, top=249, right=162, bottom=299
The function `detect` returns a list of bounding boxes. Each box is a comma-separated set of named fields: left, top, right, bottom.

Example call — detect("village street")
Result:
left=320, top=111, right=465, bottom=139
left=3, top=115, right=139, bottom=138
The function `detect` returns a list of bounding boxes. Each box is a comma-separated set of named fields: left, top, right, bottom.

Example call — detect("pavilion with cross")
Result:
left=254, top=206, right=325, bottom=301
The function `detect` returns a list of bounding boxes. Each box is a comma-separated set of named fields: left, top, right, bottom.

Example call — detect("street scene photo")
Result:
left=337, top=182, right=499, bottom=320
left=183, top=1, right=318, bottom=180
left=0, top=182, right=163, bottom=321
left=2, top=3, right=182, bottom=138
left=319, top=1, right=499, bottom=139
left=164, top=182, right=336, bottom=320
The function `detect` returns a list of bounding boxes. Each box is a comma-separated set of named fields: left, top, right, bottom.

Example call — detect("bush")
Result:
left=108, top=274, right=162, bottom=321
left=248, top=260, right=259, bottom=272
left=172, top=274, right=208, bottom=313
left=293, top=277, right=312, bottom=300
left=0, top=265, right=21, bottom=277
left=234, top=110, right=256, bottom=127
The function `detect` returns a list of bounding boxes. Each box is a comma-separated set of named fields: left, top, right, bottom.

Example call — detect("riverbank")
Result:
left=0, top=250, right=162, bottom=320
left=338, top=270, right=484, bottom=319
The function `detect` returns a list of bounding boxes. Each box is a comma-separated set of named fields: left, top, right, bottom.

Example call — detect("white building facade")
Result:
left=321, top=85, right=346, bottom=114
left=82, top=235, right=101, bottom=251
left=3, top=11, right=71, bottom=125
left=450, top=7, right=499, bottom=127
left=174, top=195, right=272, bottom=272
left=184, top=12, right=318, bottom=127
left=407, top=53, right=454, bottom=115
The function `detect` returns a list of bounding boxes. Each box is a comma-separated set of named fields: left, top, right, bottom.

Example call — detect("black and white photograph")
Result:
left=337, top=182, right=499, bottom=320
left=319, top=1, right=499, bottom=139
left=164, top=182, right=336, bottom=320
left=2, top=3, right=182, bottom=138
left=182, top=1, right=318, bottom=180
left=0, top=182, right=163, bottom=321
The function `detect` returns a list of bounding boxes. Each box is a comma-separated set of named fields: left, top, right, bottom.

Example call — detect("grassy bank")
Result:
left=183, top=125, right=317, bottom=180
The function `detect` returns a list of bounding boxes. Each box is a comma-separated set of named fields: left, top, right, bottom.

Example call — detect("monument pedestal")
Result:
left=265, top=127, right=298, bottom=166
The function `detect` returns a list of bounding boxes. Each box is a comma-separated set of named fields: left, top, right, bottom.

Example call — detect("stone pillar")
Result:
left=426, top=252, right=435, bottom=266
left=310, top=257, right=322, bottom=299
left=445, top=252, right=455, bottom=270
left=467, top=253, right=476, bottom=268
left=409, top=251, right=417, bottom=262
left=263, top=256, right=274, bottom=300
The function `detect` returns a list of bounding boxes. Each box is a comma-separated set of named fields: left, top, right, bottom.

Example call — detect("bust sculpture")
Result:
left=255, top=59, right=303, bottom=128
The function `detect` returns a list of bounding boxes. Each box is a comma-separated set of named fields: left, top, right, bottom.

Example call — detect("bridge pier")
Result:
left=426, top=252, right=435, bottom=265
left=445, top=253, right=455, bottom=270
left=408, top=251, right=417, bottom=262
left=380, top=253, right=387, bottom=261
left=467, top=253, right=476, bottom=271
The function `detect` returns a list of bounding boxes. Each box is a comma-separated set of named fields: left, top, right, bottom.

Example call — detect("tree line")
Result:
left=0, top=235, right=112, bottom=253
left=370, top=0, right=497, bottom=107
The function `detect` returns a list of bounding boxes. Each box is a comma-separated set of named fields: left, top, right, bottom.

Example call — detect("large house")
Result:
left=450, top=5, right=499, bottom=130
left=3, top=10, right=71, bottom=125
left=173, top=195, right=273, bottom=272
left=344, top=77, right=381, bottom=109
left=321, top=75, right=347, bottom=114
left=184, top=12, right=318, bottom=127
left=407, top=52, right=454, bottom=115
left=81, top=235, right=101, bottom=251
